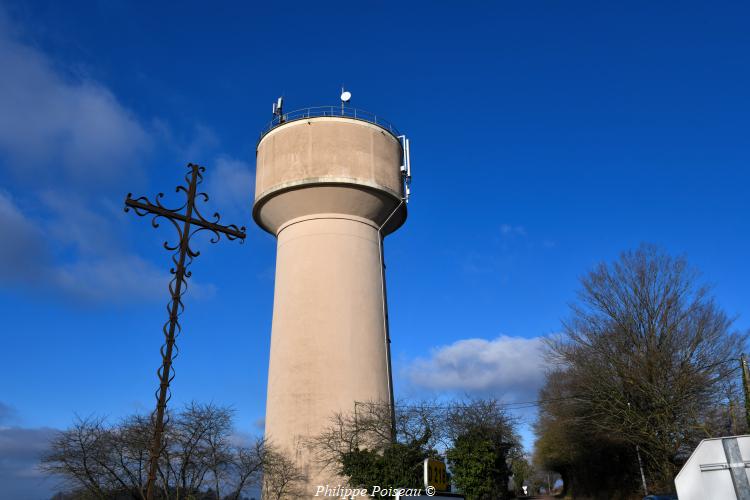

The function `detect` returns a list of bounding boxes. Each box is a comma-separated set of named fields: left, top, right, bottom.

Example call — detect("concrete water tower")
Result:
left=254, top=94, right=411, bottom=494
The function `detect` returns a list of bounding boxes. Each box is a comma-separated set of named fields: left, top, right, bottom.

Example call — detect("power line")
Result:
left=359, top=358, right=745, bottom=414
left=356, top=395, right=583, bottom=412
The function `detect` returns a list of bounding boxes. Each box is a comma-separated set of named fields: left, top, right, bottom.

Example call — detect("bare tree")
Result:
left=310, top=399, right=520, bottom=498
left=42, top=416, right=112, bottom=499
left=41, top=402, right=264, bottom=499
left=538, top=245, right=748, bottom=493
left=309, top=400, right=442, bottom=477
left=444, top=398, right=520, bottom=451
left=261, top=447, right=306, bottom=500
left=224, top=438, right=266, bottom=500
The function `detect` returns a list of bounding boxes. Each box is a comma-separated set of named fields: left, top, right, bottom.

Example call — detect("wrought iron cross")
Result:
left=124, top=163, right=246, bottom=500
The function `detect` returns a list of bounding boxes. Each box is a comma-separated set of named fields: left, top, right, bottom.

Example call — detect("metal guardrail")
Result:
left=259, top=106, right=401, bottom=140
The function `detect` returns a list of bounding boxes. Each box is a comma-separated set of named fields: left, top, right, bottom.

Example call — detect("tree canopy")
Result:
left=445, top=399, right=520, bottom=500
left=535, top=245, right=747, bottom=496
left=41, top=402, right=290, bottom=500
left=311, top=399, right=521, bottom=499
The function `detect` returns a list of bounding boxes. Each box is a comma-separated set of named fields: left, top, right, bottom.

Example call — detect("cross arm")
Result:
left=125, top=196, right=246, bottom=240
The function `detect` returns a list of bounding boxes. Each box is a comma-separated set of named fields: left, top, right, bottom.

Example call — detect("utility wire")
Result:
left=357, top=395, right=583, bottom=411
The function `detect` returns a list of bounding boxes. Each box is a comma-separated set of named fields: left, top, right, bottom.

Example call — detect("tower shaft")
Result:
left=254, top=115, right=406, bottom=495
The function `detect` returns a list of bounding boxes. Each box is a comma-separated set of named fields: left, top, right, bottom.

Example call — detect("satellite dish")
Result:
left=340, top=91, right=352, bottom=102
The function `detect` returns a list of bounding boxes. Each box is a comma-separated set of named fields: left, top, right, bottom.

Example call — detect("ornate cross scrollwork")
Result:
left=124, top=163, right=246, bottom=500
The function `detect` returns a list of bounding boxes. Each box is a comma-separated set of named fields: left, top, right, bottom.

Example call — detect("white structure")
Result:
left=254, top=105, right=410, bottom=495
left=675, top=435, right=750, bottom=500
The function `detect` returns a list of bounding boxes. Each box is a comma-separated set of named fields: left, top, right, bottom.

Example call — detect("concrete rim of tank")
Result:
left=257, top=112, right=402, bottom=145
left=254, top=116, right=408, bottom=237
left=252, top=180, right=407, bottom=236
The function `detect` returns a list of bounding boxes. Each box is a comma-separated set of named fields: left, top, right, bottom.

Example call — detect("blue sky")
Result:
left=0, top=1, right=748, bottom=497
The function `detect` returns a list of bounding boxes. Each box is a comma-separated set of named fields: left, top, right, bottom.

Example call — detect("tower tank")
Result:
left=254, top=103, right=409, bottom=495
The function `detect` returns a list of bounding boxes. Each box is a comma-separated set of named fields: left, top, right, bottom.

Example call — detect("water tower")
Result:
left=254, top=93, right=411, bottom=494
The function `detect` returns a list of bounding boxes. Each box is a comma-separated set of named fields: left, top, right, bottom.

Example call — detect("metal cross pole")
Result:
left=124, top=163, right=246, bottom=500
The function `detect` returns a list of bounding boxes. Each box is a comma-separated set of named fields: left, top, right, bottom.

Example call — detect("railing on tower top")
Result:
left=259, top=106, right=400, bottom=140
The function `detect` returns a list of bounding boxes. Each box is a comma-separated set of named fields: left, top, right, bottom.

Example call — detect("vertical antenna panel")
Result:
left=405, top=138, right=411, bottom=179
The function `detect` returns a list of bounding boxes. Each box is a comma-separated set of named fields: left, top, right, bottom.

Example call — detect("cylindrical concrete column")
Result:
left=267, top=216, right=390, bottom=448
left=254, top=115, right=407, bottom=496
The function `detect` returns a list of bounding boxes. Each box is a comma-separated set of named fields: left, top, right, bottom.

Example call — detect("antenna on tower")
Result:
left=272, top=96, right=284, bottom=122
left=398, top=135, right=412, bottom=203
left=340, top=87, right=351, bottom=115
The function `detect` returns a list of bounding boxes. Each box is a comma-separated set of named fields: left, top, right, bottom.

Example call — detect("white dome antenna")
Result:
left=340, top=87, right=351, bottom=115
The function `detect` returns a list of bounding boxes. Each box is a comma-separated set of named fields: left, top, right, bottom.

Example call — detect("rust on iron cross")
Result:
left=124, top=163, right=246, bottom=500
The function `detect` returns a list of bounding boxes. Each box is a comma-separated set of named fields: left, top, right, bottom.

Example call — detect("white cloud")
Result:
left=54, top=255, right=216, bottom=303
left=253, top=416, right=266, bottom=431
left=39, top=190, right=120, bottom=257
left=53, top=255, right=168, bottom=303
left=0, top=191, right=51, bottom=283
left=0, top=191, right=215, bottom=303
left=404, top=335, right=547, bottom=403
left=0, top=401, right=19, bottom=425
left=461, top=251, right=503, bottom=275
left=204, top=156, right=255, bottom=219
left=0, top=13, right=224, bottom=305
left=0, top=19, right=149, bottom=186
left=0, top=424, right=59, bottom=499
left=500, top=224, right=526, bottom=237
